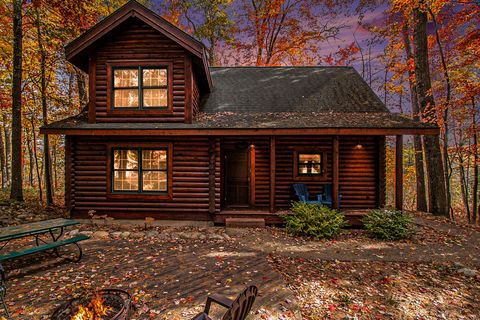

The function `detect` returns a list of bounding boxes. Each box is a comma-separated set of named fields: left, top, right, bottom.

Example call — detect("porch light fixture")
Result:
left=354, top=142, right=363, bottom=149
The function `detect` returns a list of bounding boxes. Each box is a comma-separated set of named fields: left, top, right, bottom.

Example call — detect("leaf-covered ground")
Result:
left=0, top=202, right=479, bottom=319
left=270, top=257, right=479, bottom=319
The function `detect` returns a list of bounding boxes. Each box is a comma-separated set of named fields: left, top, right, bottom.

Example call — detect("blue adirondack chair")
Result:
left=292, top=184, right=322, bottom=204
left=320, top=183, right=342, bottom=208
left=293, top=183, right=341, bottom=208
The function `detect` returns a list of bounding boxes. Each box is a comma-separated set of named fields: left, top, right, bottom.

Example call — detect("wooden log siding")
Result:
left=275, top=136, right=333, bottom=209
left=70, top=137, right=213, bottom=220
left=339, top=136, right=379, bottom=209
left=94, top=20, right=191, bottom=123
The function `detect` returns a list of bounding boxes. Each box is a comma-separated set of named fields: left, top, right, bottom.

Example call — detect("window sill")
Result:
left=106, top=193, right=173, bottom=201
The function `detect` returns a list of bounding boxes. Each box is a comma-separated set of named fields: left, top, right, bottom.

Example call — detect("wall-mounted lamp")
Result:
left=354, top=141, right=363, bottom=149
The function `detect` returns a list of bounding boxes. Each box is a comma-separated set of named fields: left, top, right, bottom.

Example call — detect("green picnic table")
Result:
left=0, top=218, right=90, bottom=319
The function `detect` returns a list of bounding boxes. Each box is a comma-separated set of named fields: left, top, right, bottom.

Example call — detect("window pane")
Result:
left=142, top=150, right=167, bottom=170
left=143, top=69, right=167, bottom=86
left=114, top=69, right=138, bottom=87
left=299, top=153, right=321, bottom=164
left=142, top=171, right=167, bottom=191
left=113, top=170, right=139, bottom=191
left=143, top=89, right=167, bottom=107
left=114, top=89, right=139, bottom=108
left=114, top=150, right=138, bottom=170
left=299, top=164, right=322, bottom=174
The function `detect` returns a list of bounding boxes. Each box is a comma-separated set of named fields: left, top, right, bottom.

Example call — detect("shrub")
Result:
left=363, top=209, right=415, bottom=240
left=283, top=202, right=347, bottom=239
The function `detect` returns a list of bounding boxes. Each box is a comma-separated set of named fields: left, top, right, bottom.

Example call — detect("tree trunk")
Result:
left=52, top=140, right=58, bottom=191
left=402, top=22, right=427, bottom=212
left=472, top=97, right=478, bottom=224
left=429, top=8, right=453, bottom=218
left=0, top=129, right=5, bottom=189
left=35, top=8, right=53, bottom=206
left=24, top=126, right=34, bottom=188
left=10, top=0, right=23, bottom=201
left=76, top=68, right=88, bottom=110
left=30, top=116, right=43, bottom=203
left=413, top=3, right=448, bottom=216
left=2, top=112, right=10, bottom=187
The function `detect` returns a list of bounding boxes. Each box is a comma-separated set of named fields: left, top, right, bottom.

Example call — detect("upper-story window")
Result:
left=112, top=67, right=168, bottom=109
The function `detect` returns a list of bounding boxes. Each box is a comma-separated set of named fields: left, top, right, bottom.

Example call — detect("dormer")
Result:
left=65, top=0, right=211, bottom=124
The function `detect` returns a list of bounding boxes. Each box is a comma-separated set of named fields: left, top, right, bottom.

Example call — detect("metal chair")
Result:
left=192, top=285, right=258, bottom=320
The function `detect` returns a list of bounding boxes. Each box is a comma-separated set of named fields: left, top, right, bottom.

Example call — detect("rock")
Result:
left=189, top=232, right=201, bottom=240
left=457, top=268, right=478, bottom=277
left=145, top=231, right=159, bottom=238
left=223, top=233, right=231, bottom=240
left=120, top=231, right=131, bottom=239
left=93, top=231, right=110, bottom=239
left=199, top=234, right=206, bottom=240
left=111, top=232, right=123, bottom=238
left=130, top=232, right=145, bottom=239
left=80, top=231, right=93, bottom=237
left=453, top=262, right=464, bottom=269
left=177, top=232, right=189, bottom=239
left=68, top=229, right=79, bottom=236
left=209, top=234, right=224, bottom=241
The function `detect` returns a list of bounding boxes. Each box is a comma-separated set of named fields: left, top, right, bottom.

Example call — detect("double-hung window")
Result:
left=112, top=67, right=168, bottom=109
left=112, top=148, right=169, bottom=193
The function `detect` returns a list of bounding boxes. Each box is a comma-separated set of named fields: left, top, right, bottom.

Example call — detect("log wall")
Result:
left=70, top=136, right=216, bottom=220
left=68, top=135, right=384, bottom=219
left=93, top=19, right=196, bottom=123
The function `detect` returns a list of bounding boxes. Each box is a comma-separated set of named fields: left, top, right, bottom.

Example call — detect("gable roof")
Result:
left=65, top=0, right=211, bottom=90
left=202, top=66, right=387, bottom=113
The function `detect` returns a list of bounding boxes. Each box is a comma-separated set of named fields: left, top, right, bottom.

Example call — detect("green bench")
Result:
left=0, top=218, right=90, bottom=319
left=0, top=234, right=89, bottom=262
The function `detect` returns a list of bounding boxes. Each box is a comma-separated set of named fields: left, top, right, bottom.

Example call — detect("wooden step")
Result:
left=225, top=218, right=266, bottom=228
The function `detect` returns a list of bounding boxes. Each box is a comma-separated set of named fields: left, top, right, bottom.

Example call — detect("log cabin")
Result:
left=41, top=0, right=439, bottom=224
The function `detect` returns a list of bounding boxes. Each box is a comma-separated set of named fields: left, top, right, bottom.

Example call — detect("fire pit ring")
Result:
left=51, top=289, right=132, bottom=320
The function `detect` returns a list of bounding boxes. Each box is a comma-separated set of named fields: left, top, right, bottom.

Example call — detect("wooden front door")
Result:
left=224, top=149, right=249, bottom=207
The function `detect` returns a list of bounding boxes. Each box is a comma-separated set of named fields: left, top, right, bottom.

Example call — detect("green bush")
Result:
left=363, top=209, right=415, bottom=240
left=283, top=202, right=347, bottom=239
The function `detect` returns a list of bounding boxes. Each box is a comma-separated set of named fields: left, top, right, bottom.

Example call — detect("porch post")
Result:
left=332, top=136, right=339, bottom=209
left=395, top=135, right=403, bottom=211
left=208, top=138, right=216, bottom=214
left=269, top=136, right=276, bottom=213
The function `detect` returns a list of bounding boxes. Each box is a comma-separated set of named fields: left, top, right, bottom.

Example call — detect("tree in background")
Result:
left=161, top=0, right=235, bottom=66
left=10, top=0, right=23, bottom=201
left=237, top=0, right=345, bottom=65
left=412, top=1, right=447, bottom=216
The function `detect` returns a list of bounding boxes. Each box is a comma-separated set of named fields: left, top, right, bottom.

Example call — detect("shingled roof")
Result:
left=202, top=67, right=387, bottom=113
left=42, top=66, right=438, bottom=135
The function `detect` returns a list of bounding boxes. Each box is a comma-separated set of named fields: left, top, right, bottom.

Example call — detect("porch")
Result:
left=210, top=134, right=406, bottom=223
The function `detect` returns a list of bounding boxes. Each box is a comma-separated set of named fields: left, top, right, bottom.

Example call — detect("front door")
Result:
left=224, top=149, right=249, bottom=207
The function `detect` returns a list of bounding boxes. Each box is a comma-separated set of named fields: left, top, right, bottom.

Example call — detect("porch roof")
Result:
left=41, top=110, right=438, bottom=135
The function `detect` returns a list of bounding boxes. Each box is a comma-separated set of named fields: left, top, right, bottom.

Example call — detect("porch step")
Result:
left=225, top=218, right=266, bottom=228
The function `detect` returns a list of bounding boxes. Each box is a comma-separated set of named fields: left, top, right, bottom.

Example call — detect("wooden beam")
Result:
left=41, top=126, right=441, bottom=136
left=87, top=56, right=96, bottom=124
left=395, top=135, right=404, bottom=210
left=64, top=136, right=72, bottom=214
left=332, top=136, right=339, bottom=209
left=249, top=144, right=256, bottom=207
left=208, top=138, right=216, bottom=214
left=269, top=136, right=276, bottom=213
left=377, top=136, right=386, bottom=208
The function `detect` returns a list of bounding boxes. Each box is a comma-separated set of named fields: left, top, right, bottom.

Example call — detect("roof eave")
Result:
left=41, top=126, right=440, bottom=136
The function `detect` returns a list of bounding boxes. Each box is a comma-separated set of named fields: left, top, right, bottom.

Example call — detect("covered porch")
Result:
left=211, top=133, right=418, bottom=226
